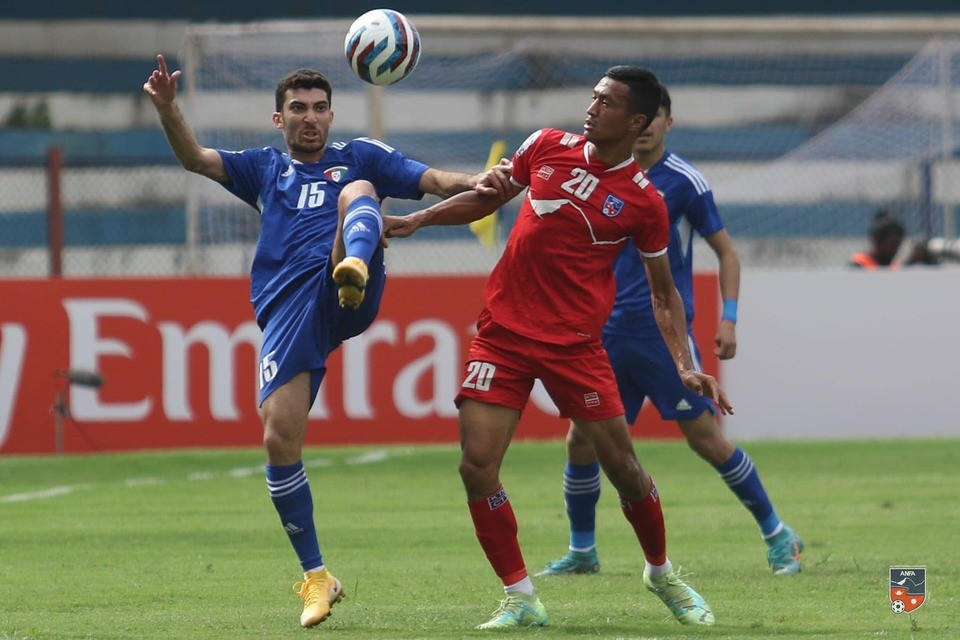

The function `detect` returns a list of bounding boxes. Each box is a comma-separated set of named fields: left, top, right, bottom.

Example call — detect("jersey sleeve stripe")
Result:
left=664, top=154, right=710, bottom=195
left=688, top=332, right=704, bottom=374
left=639, top=246, right=668, bottom=259
left=355, top=136, right=397, bottom=153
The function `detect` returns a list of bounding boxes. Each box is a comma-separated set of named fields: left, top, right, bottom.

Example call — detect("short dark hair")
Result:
left=660, top=83, right=672, bottom=118
left=275, top=69, right=332, bottom=112
left=869, top=210, right=905, bottom=242
left=603, top=65, right=662, bottom=132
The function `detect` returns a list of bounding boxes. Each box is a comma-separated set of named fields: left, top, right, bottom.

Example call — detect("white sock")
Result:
left=645, top=558, right=673, bottom=578
left=504, top=576, right=535, bottom=596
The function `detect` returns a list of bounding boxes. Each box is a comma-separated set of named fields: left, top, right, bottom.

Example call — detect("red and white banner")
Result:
left=0, top=275, right=718, bottom=454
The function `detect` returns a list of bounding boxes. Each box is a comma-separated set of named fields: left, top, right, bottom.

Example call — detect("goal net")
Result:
left=180, top=17, right=960, bottom=273
left=717, top=37, right=960, bottom=267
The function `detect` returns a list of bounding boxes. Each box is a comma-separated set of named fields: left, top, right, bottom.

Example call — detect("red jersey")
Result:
left=484, top=128, right=670, bottom=346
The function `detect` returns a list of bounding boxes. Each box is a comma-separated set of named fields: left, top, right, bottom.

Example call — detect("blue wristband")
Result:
left=721, top=299, right=738, bottom=323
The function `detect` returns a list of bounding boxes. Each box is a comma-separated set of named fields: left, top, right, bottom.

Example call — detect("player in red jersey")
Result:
left=385, top=66, right=733, bottom=631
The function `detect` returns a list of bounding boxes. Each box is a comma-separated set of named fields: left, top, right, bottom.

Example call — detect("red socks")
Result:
left=468, top=485, right=528, bottom=585
left=619, top=481, right=667, bottom=566
left=468, top=482, right=666, bottom=583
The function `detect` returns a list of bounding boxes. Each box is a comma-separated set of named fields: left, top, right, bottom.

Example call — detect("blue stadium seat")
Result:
left=0, top=57, right=179, bottom=93
left=0, top=52, right=909, bottom=93
left=0, top=125, right=817, bottom=168
left=0, top=130, right=177, bottom=166
left=0, top=208, right=186, bottom=248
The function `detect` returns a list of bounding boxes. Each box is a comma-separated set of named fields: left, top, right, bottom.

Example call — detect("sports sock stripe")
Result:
left=563, top=473, right=602, bottom=494
left=344, top=205, right=383, bottom=235
left=719, top=455, right=755, bottom=486
left=267, top=468, right=308, bottom=497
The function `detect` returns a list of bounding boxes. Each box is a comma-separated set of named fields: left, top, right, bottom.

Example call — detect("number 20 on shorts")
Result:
left=463, top=361, right=496, bottom=391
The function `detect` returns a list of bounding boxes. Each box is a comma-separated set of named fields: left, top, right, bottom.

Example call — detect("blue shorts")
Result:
left=602, top=329, right=715, bottom=424
left=256, top=247, right=386, bottom=405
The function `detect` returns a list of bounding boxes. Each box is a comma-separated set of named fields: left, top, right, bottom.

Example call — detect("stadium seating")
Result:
left=0, top=17, right=955, bottom=266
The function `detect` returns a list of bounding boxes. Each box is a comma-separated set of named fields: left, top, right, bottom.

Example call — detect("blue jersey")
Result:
left=217, top=138, right=428, bottom=322
left=604, top=150, right=724, bottom=337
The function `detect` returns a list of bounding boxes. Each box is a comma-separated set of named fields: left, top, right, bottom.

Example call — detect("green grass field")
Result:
left=1, top=438, right=957, bottom=639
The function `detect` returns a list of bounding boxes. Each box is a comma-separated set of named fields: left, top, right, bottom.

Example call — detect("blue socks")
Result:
left=715, top=447, right=781, bottom=537
left=564, top=448, right=783, bottom=546
left=266, top=461, right=322, bottom=572
left=563, top=461, right=602, bottom=550
left=342, top=195, right=383, bottom=265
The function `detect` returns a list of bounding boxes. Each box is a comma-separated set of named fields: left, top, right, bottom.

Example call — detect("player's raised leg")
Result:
left=536, top=422, right=602, bottom=576
left=459, top=399, right=548, bottom=630
left=679, top=411, right=803, bottom=574
left=332, top=180, right=382, bottom=309
left=261, top=371, right=344, bottom=627
left=576, top=415, right=715, bottom=626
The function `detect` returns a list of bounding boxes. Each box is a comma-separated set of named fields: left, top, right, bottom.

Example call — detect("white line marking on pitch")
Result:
left=125, top=477, right=166, bottom=487
left=1, top=451, right=389, bottom=504
left=0, top=484, right=90, bottom=503
left=346, top=449, right=389, bottom=465
left=228, top=465, right=264, bottom=478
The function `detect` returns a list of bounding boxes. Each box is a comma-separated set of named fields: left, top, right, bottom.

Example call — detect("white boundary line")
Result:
left=0, top=484, right=91, bottom=503
left=0, top=452, right=393, bottom=503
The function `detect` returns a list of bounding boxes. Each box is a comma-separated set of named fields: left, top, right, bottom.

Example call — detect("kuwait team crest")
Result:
left=889, top=567, right=925, bottom=614
left=324, top=166, right=348, bottom=182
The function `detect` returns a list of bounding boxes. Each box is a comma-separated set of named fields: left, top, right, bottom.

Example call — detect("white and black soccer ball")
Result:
left=891, top=600, right=906, bottom=614
left=344, top=9, right=421, bottom=86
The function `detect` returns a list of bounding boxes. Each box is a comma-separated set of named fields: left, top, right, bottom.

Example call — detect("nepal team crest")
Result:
left=601, top=194, right=624, bottom=218
left=889, top=567, right=925, bottom=614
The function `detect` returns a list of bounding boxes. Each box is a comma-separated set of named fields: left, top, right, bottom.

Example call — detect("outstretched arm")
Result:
left=143, top=54, right=228, bottom=183
left=644, top=252, right=734, bottom=415
left=385, top=177, right=523, bottom=239
left=418, top=158, right=514, bottom=199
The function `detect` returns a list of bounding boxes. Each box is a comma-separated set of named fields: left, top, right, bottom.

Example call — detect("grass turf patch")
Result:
left=1, top=439, right=957, bottom=639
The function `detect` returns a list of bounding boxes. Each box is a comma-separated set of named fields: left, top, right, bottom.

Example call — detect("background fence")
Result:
left=2, top=16, right=960, bottom=276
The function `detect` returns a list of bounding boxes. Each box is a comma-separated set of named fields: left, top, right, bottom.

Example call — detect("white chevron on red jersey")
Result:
left=486, top=128, right=669, bottom=346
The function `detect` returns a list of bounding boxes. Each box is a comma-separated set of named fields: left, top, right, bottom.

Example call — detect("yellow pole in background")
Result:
left=469, top=139, right=507, bottom=248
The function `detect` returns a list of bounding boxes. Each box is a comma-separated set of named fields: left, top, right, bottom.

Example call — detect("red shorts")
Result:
left=455, top=311, right=624, bottom=421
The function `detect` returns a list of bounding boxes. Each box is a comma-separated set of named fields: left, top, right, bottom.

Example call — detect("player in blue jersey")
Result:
left=537, top=85, right=803, bottom=578
left=144, top=54, right=510, bottom=628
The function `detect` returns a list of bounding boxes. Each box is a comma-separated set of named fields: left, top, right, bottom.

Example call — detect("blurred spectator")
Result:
left=848, top=210, right=939, bottom=269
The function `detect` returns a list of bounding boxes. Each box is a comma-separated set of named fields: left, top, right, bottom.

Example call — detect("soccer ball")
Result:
left=891, top=600, right=906, bottom=614
left=344, top=9, right=421, bottom=86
